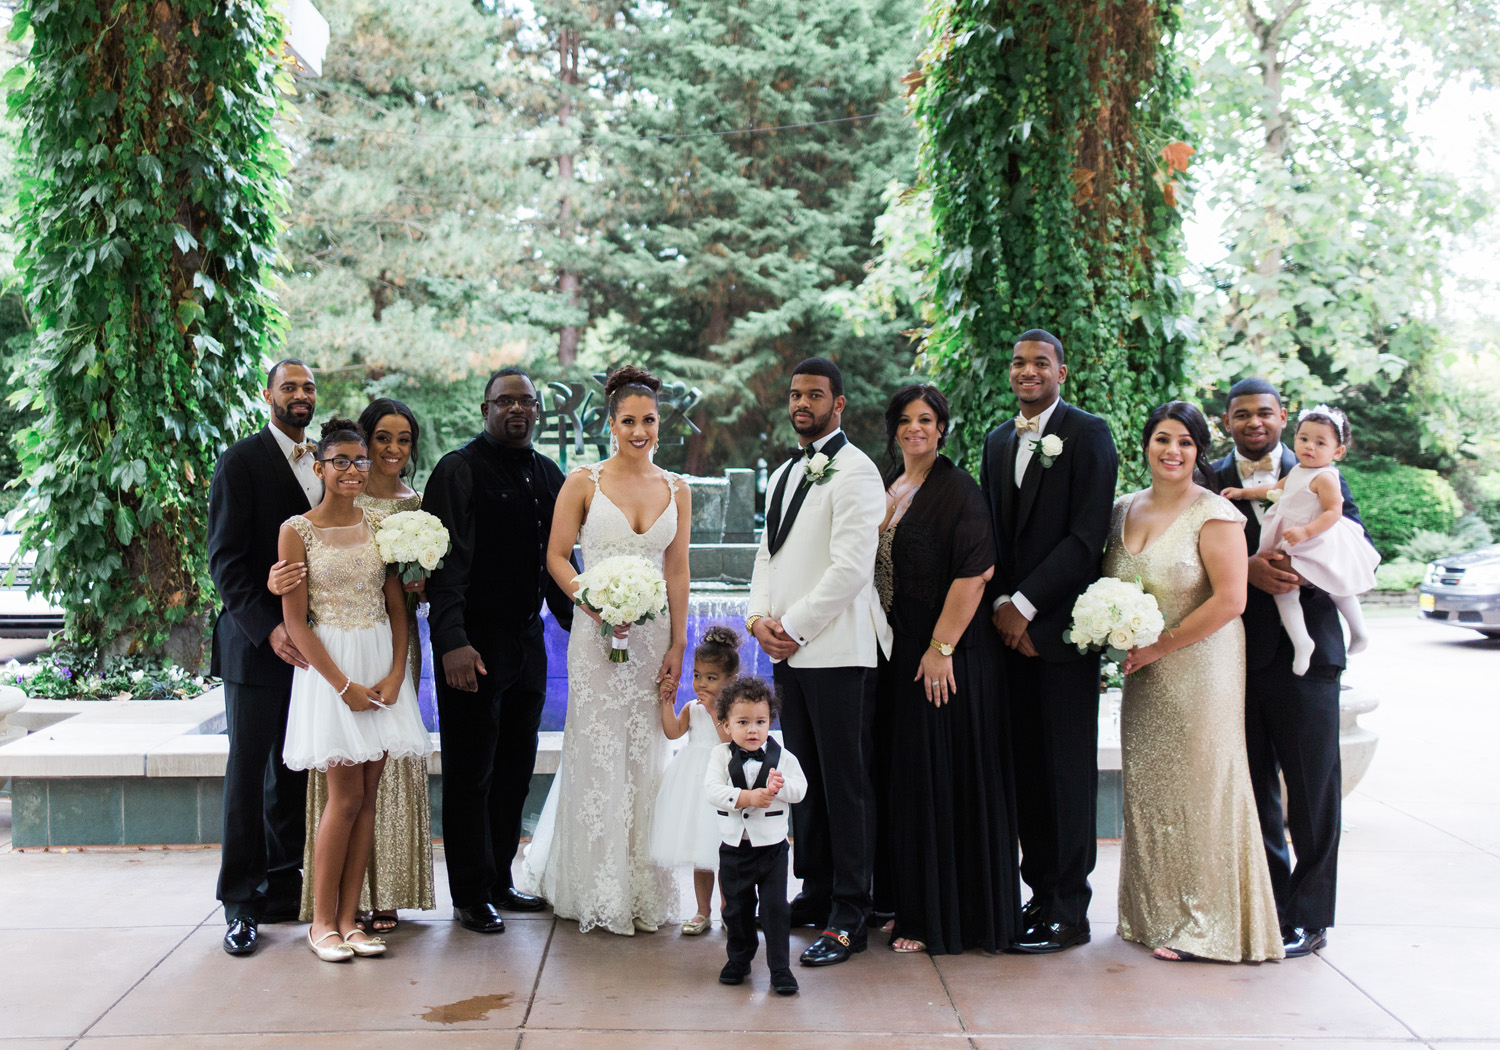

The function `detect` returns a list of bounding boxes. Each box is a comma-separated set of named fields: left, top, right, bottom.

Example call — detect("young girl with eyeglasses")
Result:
left=278, top=417, right=434, bottom=961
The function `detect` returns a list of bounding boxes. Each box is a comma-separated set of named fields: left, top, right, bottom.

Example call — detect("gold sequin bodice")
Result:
left=286, top=512, right=389, bottom=631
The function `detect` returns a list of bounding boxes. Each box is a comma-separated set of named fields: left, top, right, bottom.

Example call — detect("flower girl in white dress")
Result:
left=279, top=418, right=434, bottom=961
left=1223, top=405, right=1380, bottom=675
left=650, top=627, right=737, bottom=935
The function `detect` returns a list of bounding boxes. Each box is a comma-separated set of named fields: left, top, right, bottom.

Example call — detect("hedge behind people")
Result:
left=1342, top=456, right=1463, bottom=558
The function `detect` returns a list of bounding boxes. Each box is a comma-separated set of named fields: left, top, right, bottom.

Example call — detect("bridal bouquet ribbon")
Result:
left=374, top=510, right=452, bottom=610
left=572, top=555, right=668, bottom=663
left=1066, top=576, right=1166, bottom=662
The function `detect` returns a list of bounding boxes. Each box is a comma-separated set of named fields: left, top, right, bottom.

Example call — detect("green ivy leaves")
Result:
left=913, top=0, right=1194, bottom=467
left=6, top=0, right=291, bottom=659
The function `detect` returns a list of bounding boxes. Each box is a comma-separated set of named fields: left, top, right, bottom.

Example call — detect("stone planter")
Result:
left=0, top=684, right=25, bottom=747
left=1338, top=685, right=1379, bottom=798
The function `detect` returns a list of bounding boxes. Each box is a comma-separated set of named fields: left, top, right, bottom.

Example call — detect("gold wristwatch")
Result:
left=745, top=613, right=764, bottom=633
left=929, top=637, right=955, bottom=657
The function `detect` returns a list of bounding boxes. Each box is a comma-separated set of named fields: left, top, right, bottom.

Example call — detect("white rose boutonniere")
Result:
left=1265, top=489, right=1283, bottom=504
left=1033, top=433, right=1066, bottom=468
left=803, top=451, right=839, bottom=487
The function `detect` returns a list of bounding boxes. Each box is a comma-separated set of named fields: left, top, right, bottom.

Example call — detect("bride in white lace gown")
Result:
left=520, top=367, right=691, bottom=934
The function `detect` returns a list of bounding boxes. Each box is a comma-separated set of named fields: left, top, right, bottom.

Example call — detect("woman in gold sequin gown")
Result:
left=1102, top=402, right=1283, bottom=963
left=272, top=401, right=436, bottom=928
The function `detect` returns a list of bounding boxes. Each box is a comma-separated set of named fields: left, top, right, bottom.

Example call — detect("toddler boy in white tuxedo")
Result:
left=705, top=678, right=808, bottom=995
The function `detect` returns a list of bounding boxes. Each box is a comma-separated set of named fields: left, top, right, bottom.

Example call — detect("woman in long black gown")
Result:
left=875, top=384, right=1021, bottom=955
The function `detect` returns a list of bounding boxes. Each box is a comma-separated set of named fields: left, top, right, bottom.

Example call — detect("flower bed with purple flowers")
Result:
left=1, top=651, right=215, bottom=701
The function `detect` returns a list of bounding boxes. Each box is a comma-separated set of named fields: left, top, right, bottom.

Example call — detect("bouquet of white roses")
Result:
left=374, top=511, right=452, bottom=607
left=1066, top=576, right=1166, bottom=662
left=572, top=555, right=668, bottom=663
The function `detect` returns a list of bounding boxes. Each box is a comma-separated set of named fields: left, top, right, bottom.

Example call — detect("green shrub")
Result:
left=1374, top=560, right=1427, bottom=591
left=1343, top=457, right=1463, bottom=559
left=1396, top=529, right=1467, bottom=565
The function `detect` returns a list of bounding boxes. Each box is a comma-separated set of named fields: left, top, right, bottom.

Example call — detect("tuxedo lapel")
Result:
left=769, top=432, right=848, bottom=557
left=257, top=428, right=313, bottom=512
left=999, top=426, right=1020, bottom=538
left=764, top=458, right=796, bottom=552
left=1015, top=401, right=1068, bottom=537
left=728, top=737, right=781, bottom=790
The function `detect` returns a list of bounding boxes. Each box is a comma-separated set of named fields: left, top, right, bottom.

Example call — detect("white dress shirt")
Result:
left=995, top=399, right=1062, bottom=621
left=1012, top=398, right=1062, bottom=487
left=1235, top=444, right=1285, bottom=526
left=268, top=424, right=323, bottom=508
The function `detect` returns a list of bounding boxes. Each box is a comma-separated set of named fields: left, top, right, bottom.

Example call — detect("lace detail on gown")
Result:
left=519, top=463, right=681, bottom=933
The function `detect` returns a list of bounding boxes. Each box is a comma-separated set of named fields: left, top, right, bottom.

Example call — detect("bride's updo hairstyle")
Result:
left=604, top=365, right=662, bottom=418
left=693, top=625, right=742, bottom=676
left=1141, top=401, right=1219, bottom=493
left=317, top=416, right=367, bottom=459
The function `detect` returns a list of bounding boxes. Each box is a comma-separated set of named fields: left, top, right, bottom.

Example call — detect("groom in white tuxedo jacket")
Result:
left=747, top=357, right=892, bottom=967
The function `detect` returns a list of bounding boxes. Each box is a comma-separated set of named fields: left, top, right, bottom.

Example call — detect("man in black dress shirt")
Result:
left=424, top=367, right=573, bottom=934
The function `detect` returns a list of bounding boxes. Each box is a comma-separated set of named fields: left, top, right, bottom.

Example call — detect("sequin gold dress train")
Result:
left=299, top=492, right=435, bottom=922
left=1103, top=491, right=1284, bottom=962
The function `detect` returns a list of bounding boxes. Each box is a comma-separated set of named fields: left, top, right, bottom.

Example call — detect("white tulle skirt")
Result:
left=283, top=622, right=435, bottom=772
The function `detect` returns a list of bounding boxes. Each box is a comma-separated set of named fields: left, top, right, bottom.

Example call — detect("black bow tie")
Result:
left=734, top=744, right=766, bottom=762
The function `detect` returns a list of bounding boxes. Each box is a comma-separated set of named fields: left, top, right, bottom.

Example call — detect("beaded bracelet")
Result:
left=337, top=678, right=352, bottom=697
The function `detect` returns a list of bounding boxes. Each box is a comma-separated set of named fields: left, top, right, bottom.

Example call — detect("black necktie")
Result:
left=734, top=744, right=766, bottom=762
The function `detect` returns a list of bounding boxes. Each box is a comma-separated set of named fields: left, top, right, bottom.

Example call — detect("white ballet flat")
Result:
left=308, top=929, right=353, bottom=962
left=681, top=914, right=711, bottom=936
left=632, top=917, right=658, bottom=933
left=340, top=929, right=387, bottom=957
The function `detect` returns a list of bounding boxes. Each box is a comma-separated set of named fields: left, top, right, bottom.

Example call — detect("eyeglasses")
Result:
left=486, top=396, right=540, bottom=410
left=319, top=456, right=373, bottom=472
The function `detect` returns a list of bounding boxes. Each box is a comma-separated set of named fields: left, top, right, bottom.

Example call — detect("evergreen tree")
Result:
left=280, top=0, right=583, bottom=407
left=589, top=0, right=922, bottom=473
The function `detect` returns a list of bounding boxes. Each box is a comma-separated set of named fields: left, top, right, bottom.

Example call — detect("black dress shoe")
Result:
left=1010, top=920, right=1091, bottom=955
left=770, top=968, right=800, bottom=995
left=799, top=927, right=868, bottom=966
left=1282, top=927, right=1327, bottom=957
left=493, top=888, right=548, bottom=912
left=222, top=918, right=258, bottom=956
left=719, top=961, right=750, bottom=985
left=1021, top=897, right=1043, bottom=928
left=454, top=903, right=506, bottom=933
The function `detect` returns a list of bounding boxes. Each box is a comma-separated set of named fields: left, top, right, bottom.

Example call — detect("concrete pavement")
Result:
left=0, top=610, right=1496, bottom=1049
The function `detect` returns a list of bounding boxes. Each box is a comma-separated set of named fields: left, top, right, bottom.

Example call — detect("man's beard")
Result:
left=275, top=401, right=314, bottom=428
left=791, top=407, right=833, bottom=437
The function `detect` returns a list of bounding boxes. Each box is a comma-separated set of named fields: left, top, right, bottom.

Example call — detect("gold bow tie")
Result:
left=292, top=442, right=315, bottom=462
left=1014, top=416, right=1040, bottom=435
left=1237, top=455, right=1275, bottom=478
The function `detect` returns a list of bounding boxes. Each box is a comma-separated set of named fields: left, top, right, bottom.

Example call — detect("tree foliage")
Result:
left=5, top=0, right=290, bottom=660
left=1187, top=0, right=1490, bottom=410
left=281, top=0, right=584, bottom=387
left=586, top=0, right=922, bottom=472
left=912, top=0, right=1195, bottom=463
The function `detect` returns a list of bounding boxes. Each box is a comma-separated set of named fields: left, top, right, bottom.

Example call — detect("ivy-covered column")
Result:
left=912, top=0, right=1194, bottom=459
left=6, top=1, right=290, bottom=663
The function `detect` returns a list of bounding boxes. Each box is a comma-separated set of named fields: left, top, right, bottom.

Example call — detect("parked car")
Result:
left=0, top=527, right=64, bottom=636
left=1419, top=544, right=1500, bottom=639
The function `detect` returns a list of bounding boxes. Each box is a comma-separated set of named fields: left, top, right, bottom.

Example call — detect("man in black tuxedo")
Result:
left=979, top=329, right=1118, bottom=954
left=208, top=359, right=322, bottom=956
left=424, top=367, right=572, bottom=935
left=1215, top=376, right=1372, bottom=958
